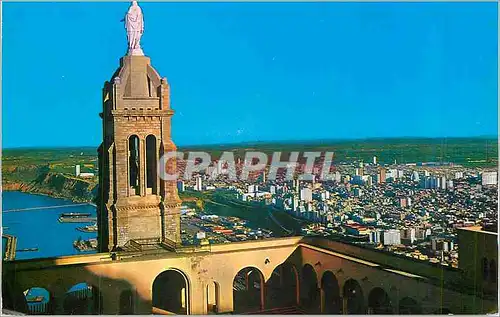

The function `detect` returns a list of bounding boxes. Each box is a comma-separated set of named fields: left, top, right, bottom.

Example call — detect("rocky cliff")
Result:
left=3, top=165, right=97, bottom=203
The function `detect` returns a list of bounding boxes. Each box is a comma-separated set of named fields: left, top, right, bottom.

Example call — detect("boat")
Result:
left=60, top=212, right=92, bottom=218
left=59, top=213, right=96, bottom=223
left=59, top=216, right=97, bottom=223
left=76, top=223, right=98, bottom=233
left=26, top=296, right=44, bottom=303
left=16, top=248, right=38, bottom=252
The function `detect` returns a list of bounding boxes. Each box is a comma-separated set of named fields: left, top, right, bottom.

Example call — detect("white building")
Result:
left=388, top=169, right=398, bottom=180
left=382, top=229, right=401, bottom=245
left=248, top=185, right=258, bottom=193
left=195, top=176, right=203, bottom=191
left=300, top=188, right=313, bottom=202
left=75, top=165, right=81, bottom=176
left=447, top=180, right=454, bottom=189
left=481, top=171, right=498, bottom=186
left=373, top=156, right=377, bottom=165
left=397, top=170, right=404, bottom=179
left=440, top=176, right=447, bottom=190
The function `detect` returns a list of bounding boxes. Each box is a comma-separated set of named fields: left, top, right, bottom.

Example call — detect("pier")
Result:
left=3, top=203, right=93, bottom=213
left=3, top=234, right=17, bottom=261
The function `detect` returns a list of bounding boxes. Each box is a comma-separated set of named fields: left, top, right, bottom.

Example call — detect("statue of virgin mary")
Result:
left=124, top=1, right=144, bottom=56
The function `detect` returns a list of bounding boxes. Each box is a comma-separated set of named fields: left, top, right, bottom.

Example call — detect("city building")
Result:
left=482, top=172, right=498, bottom=186
left=195, top=176, right=203, bottom=191
left=300, top=188, right=313, bottom=202
left=379, top=169, right=386, bottom=183
left=383, top=229, right=401, bottom=245
left=369, top=229, right=382, bottom=244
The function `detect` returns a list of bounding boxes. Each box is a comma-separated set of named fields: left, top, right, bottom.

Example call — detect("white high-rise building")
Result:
left=300, top=188, right=313, bottom=202
left=447, top=180, right=454, bottom=189
left=195, top=176, right=203, bottom=191
left=334, top=172, right=341, bottom=183
left=440, top=176, right=447, bottom=190
left=383, top=229, right=401, bottom=245
left=397, top=170, right=404, bottom=179
left=217, top=160, right=225, bottom=174
left=373, top=156, right=377, bottom=165
left=248, top=185, right=258, bottom=193
left=481, top=172, right=498, bottom=186
left=75, top=165, right=81, bottom=176
left=388, top=169, right=398, bottom=179
left=454, top=171, right=464, bottom=179
left=411, top=171, right=420, bottom=182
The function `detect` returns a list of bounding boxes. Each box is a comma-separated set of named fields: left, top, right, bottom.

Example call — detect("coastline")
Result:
left=2, top=182, right=95, bottom=204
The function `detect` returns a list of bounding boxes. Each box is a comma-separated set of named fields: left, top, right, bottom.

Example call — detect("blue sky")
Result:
left=2, top=2, right=498, bottom=148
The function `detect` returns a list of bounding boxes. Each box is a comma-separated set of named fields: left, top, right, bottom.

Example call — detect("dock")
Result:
left=3, top=234, right=17, bottom=261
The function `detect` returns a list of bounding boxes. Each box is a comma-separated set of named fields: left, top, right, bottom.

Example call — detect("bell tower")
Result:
left=97, top=2, right=181, bottom=252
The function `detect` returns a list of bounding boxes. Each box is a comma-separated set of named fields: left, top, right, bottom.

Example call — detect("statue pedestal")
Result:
left=128, top=47, right=144, bottom=56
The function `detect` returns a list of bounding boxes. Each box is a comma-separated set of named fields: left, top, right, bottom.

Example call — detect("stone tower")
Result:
left=97, top=3, right=181, bottom=252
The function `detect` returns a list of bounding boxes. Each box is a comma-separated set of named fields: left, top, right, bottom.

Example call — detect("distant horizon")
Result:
left=3, top=134, right=498, bottom=151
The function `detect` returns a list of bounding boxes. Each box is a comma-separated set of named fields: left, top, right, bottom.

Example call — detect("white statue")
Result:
left=124, top=1, right=144, bottom=56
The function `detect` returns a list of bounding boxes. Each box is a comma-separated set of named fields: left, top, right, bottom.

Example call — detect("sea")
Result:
left=2, top=191, right=97, bottom=260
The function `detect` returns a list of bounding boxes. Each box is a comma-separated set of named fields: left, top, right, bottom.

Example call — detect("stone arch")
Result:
left=320, top=271, right=341, bottom=314
left=233, top=267, right=265, bottom=313
left=2, top=278, right=29, bottom=314
left=300, top=264, right=320, bottom=313
left=63, top=282, right=103, bottom=315
left=128, top=134, right=141, bottom=195
left=145, top=134, right=157, bottom=195
left=152, top=268, right=189, bottom=314
left=23, top=287, right=52, bottom=315
left=265, top=262, right=299, bottom=309
left=206, top=281, right=220, bottom=314
left=368, top=287, right=392, bottom=314
left=342, top=278, right=365, bottom=314
left=399, top=296, right=422, bottom=314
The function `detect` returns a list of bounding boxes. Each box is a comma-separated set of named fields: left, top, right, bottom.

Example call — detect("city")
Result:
left=176, top=155, right=498, bottom=270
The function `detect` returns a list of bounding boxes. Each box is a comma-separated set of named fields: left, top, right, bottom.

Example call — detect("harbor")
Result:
left=2, top=234, right=17, bottom=261
left=2, top=191, right=98, bottom=260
